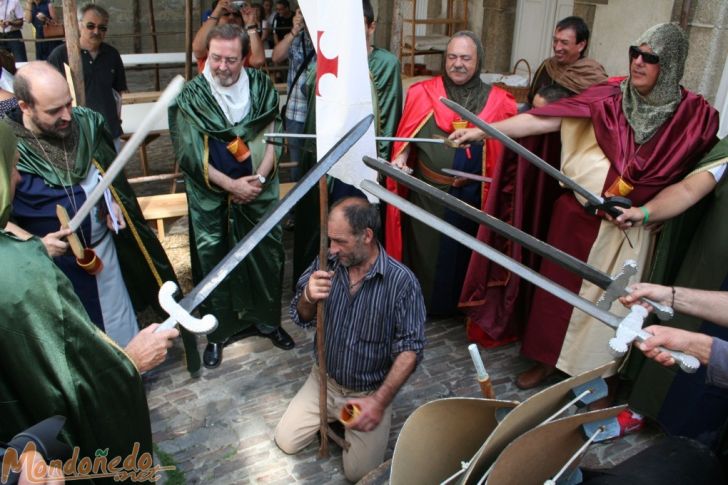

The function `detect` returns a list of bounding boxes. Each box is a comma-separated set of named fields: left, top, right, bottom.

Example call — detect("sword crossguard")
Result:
left=608, top=305, right=699, bottom=373
left=597, top=261, right=674, bottom=321
left=156, top=281, right=218, bottom=334
left=585, top=196, right=632, bottom=218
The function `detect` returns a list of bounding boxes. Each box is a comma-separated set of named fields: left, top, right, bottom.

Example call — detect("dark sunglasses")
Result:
left=85, top=22, right=108, bottom=32
left=629, top=46, right=659, bottom=65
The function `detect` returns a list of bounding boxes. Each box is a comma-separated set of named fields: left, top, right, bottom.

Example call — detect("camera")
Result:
left=0, top=416, right=71, bottom=484
left=231, top=0, right=247, bottom=9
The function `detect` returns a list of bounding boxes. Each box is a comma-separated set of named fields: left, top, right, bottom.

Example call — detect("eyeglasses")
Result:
left=209, top=53, right=240, bottom=65
left=629, top=46, right=659, bottom=65
left=85, top=22, right=108, bottom=32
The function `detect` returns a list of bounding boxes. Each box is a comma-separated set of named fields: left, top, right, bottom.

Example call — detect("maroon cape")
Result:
left=460, top=78, right=719, bottom=347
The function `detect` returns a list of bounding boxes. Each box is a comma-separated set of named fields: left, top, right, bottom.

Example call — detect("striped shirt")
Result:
left=290, top=244, right=426, bottom=391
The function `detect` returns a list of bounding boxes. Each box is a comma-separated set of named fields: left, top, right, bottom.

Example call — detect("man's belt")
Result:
left=416, top=160, right=474, bottom=188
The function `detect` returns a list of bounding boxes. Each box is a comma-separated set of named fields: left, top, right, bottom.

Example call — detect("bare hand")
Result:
left=124, top=323, right=179, bottom=373
left=229, top=175, right=263, bottom=204
left=306, top=270, right=334, bottom=301
left=345, top=395, right=385, bottom=432
left=42, top=228, right=72, bottom=257
left=619, top=282, right=672, bottom=312
left=212, top=0, right=230, bottom=16
left=449, top=127, right=485, bottom=146
left=610, top=206, right=643, bottom=229
left=106, top=201, right=127, bottom=231
left=243, top=5, right=258, bottom=24
left=390, top=153, right=412, bottom=173
left=637, top=325, right=713, bottom=367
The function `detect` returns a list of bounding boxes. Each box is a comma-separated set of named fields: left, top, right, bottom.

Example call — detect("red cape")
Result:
left=385, top=76, right=516, bottom=260
left=460, top=78, right=719, bottom=346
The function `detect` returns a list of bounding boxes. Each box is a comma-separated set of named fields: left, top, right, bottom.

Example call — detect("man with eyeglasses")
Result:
left=449, top=23, right=719, bottom=393
left=526, top=16, right=607, bottom=107
left=47, top=3, right=126, bottom=152
left=192, top=0, right=265, bottom=73
left=170, top=24, right=294, bottom=370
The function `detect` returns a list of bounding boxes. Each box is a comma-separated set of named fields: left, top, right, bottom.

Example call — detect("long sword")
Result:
left=367, top=156, right=673, bottom=320
left=360, top=180, right=697, bottom=373
left=439, top=97, right=632, bottom=218
left=66, top=75, right=185, bottom=232
left=264, top=132, right=460, bottom=148
left=156, top=114, right=374, bottom=332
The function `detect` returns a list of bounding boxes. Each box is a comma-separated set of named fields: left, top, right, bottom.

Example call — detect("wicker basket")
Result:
left=493, top=58, right=531, bottom=103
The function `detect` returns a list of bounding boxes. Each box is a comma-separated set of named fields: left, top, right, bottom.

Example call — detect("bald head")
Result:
left=15, top=62, right=74, bottom=138
left=330, top=197, right=380, bottom=238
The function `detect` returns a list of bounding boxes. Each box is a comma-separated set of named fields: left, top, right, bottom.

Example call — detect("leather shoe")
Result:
left=262, top=327, right=295, bottom=350
left=203, top=342, right=224, bottom=369
left=228, top=326, right=260, bottom=344
left=515, top=362, right=555, bottom=390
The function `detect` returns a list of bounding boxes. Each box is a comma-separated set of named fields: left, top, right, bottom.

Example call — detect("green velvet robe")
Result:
left=291, top=47, right=403, bottom=283
left=0, top=231, right=152, bottom=482
left=168, top=69, right=283, bottom=343
left=12, top=108, right=200, bottom=374
left=625, top=137, right=728, bottom=424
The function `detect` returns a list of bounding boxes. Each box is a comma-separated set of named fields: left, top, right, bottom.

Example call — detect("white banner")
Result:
left=298, top=0, right=378, bottom=201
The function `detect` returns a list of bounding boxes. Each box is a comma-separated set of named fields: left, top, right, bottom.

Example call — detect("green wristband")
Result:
left=640, top=206, right=649, bottom=225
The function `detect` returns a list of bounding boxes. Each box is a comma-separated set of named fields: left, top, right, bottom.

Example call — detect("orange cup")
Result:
left=339, top=403, right=361, bottom=427
left=605, top=176, right=634, bottom=198
left=76, top=247, right=104, bottom=275
left=227, top=137, right=250, bottom=162
left=451, top=119, right=468, bottom=130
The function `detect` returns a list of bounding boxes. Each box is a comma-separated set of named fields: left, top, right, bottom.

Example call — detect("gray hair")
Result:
left=77, top=4, right=109, bottom=22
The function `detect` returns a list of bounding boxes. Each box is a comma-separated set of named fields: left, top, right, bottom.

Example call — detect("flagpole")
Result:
left=316, top=177, right=330, bottom=458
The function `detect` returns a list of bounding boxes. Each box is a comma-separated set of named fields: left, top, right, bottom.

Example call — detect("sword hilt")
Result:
left=584, top=196, right=632, bottom=218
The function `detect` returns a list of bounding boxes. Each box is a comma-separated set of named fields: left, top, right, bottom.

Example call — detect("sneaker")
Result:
left=617, top=409, right=644, bottom=436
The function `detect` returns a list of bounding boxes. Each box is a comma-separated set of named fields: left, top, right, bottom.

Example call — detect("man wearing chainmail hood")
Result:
left=526, top=16, right=608, bottom=106
left=4, top=61, right=201, bottom=374
left=450, top=23, right=719, bottom=391
left=387, top=31, right=517, bottom=316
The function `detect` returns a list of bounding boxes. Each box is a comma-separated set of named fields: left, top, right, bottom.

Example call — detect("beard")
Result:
left=212, top=67, right=240, bottom=88
left=32, top=115, right=73, bottom=140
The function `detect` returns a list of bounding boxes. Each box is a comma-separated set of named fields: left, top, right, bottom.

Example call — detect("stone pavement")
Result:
left=144, top=225, right=664, bottom=485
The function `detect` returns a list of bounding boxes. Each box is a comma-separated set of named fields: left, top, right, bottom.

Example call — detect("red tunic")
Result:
left=460, top=78, right=719, bottom=350
left=385, top=76, right=516, bottom=261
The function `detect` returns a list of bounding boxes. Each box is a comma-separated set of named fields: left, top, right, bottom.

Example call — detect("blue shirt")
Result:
left=291, top=244, right=426, bottom=391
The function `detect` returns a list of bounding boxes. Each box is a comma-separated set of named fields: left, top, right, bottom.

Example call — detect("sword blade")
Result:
left=156, top=114, right=374, bottom=332
left=264, top=133, right=448, bottom=145
left=441, top=168, right=492, bottom=183
left=366, top=156, right=613, bottom=289
left=68, top=75, right=185, bottom=232
left=439, top=97, right=606, bottom=209
left=360, top=179, right=620, bottom=328
left=369, top=156, right=672, bottom=320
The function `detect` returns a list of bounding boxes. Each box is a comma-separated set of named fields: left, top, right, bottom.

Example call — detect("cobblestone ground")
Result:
left=125, top=71, right=664, bottom=484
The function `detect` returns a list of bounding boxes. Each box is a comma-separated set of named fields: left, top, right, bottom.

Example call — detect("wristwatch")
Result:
left=256, top=173, right=266, bottom=184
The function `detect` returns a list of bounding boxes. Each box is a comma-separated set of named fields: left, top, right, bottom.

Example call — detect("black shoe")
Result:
left=203, top=342, right=224, bottom=369
left=262, top=327, right=295, bottom=350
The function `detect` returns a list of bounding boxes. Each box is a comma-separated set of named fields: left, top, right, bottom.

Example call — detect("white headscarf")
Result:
left=203, top=60, right=251, bottom=124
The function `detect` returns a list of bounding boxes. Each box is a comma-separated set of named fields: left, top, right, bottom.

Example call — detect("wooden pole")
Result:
left=184, top=0, right=193, bottom=80
left=132, top=0, right=142, bottom=53
left=316, top=177, right=330, bottom=458
left=147, top=0, right=160, bottom=90
left=61, top=0, right=85, bottom=106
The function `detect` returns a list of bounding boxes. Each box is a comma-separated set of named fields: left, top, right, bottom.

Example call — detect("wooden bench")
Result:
left=138, top=182, right=296, bottom=240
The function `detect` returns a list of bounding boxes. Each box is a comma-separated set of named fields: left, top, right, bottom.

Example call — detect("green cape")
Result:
left=291, top=47, right=403, bottom=283
left=169, top=70, right=284, bottom=342
left=625, top=137, right=728, bottom=416
left=0, top=231, right=152, bottom=483
left=13, top=108, right=201, bottom=374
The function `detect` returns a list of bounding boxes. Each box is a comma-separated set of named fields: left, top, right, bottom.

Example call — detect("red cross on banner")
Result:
left=315, top=30, right=339, bottom=97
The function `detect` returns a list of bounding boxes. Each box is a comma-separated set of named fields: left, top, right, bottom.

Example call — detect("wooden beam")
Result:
left=184, top=0, right=193, bottom=80
left=61, top=0, right=85, bottom=106
left=147, top=0, right=161, bottom=90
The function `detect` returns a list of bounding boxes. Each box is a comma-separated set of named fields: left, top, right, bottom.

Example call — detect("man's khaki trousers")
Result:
left=274, top=366, right=392, bottom=482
